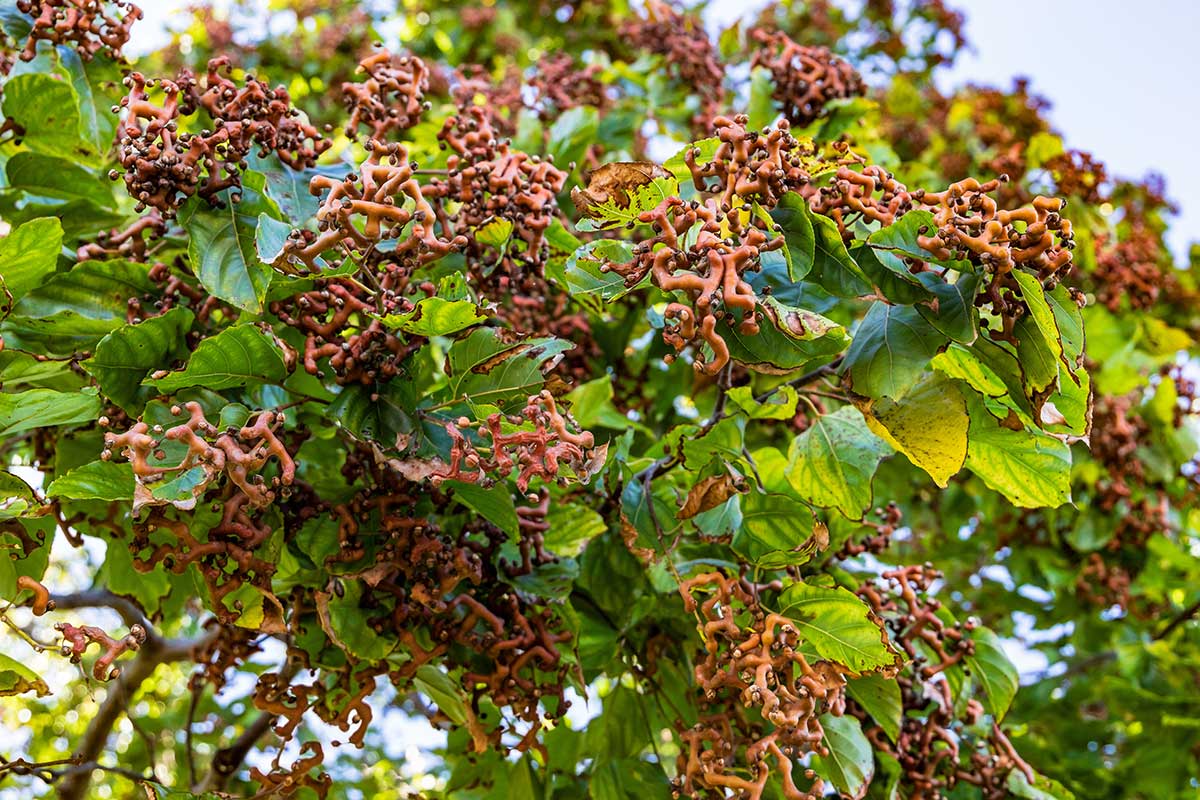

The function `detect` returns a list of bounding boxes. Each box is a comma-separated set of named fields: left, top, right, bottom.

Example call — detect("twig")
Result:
left=1154, top=597, right=1200, bottom=641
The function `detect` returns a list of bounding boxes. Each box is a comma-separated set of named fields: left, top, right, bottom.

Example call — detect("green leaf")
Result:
left=1, top=72, right=94, bottom=161
left=152, top=325, right=287, bottom=392
left=375, top=297, right=486, bottom=337
left=770, top=192, right=816, bottom=280
left=1006, top=769, right=1077, bottom=800
left=664, top=137, right=719, bottom=183
left=0, top=388, right=101, bottom=437
left=851, top=245, right=933, bottom=305
left=842, top=302, right=948, bottom=400
left=329, top=382, right=412, bottom=446
left=964, top=394, right=1071, bottom=508
left=46, top=461, right=134, bottom=501
left=0, top=652, right=49, bottom=697
left=867, top=210, right=943, bottom=261
left=931, top=346, right=1007, bottom=397
left=747, top=66, right=777, bottom=129
left=847, top=673, right=902, bottom=743
left=544, top=503, right=608, bottom=556
left=565, top=376, right=645, bottom=433
left=179, top=194, right=273, bottom=314
left=915, top=269, right=980, bottom=344
left=859, top=375, right=968, bottom=488
left=0, top=217, right=64, bottom=310
left=728, top=385, right=799, bottom=419
left=446, top=480, right=520, bottom=536
left=446, top=329, right=572, bottom=409
left=786, top=406, right=891, bottom=519
left=812, top=714, right=874, bottom=800
left=84, top=307, right=194, bottom=410
left=475, top=217, right=514, bottom=249
left=733, top=493, right=826, bottom=568
left=547, top=105, right=599, bottom=167
left=778, top=582, right=901, bottom=672
left=809, top=207, right=873, bottom=297
left=3, top=260, right=155, bottom=354
left=255, top=212, right=292, bottom=265
left=413, top=665, right=469, bottom=726
left=1012, top=270, right=1063, bottom=362
left=561, top=240, right=642, bottom=314
left=317, top=583, right=392, bottom=659
left=575, top=177, right=679, bottom=232
left=723, top=297, right=848, bottom=375
left=5, top=152, right=114, bottom=208
left=966, top=627, right=1019, bottom=721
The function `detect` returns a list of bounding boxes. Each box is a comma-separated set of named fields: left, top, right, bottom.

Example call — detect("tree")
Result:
left=0, top=1, right=1197, bottom=798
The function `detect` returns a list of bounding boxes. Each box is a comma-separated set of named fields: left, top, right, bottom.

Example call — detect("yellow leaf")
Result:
left=859, top=376, right=968, bottom=488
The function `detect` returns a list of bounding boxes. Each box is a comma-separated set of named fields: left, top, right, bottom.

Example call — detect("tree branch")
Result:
left=53, top=628, right=214, bottom=800
left=1154, top=597, right=1200, bottom=641
left=52, top=590, right=154, bottom=643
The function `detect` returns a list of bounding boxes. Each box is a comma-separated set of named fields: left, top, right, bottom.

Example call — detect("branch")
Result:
left=54, top=629, right=214, bottom=800
left=51, top=590, right=154, bottom=642
left=1154, top=597, right=1200, bottom=641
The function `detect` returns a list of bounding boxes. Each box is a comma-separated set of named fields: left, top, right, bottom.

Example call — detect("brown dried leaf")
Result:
left=571, top=161, right=671, bottom=218
left=677, top=474, right=739, bottom=519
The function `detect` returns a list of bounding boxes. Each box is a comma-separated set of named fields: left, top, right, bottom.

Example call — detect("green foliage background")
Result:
left=0, top=1, right=1198, bottom=799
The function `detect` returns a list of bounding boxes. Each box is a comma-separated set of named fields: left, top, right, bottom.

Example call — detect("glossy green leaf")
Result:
left=724, top=297, right=849, bottom=375
left=967, top=627, right=1020, bottom=721
left=414, top=665, right=469, bottom=726
left=770, top=191, right=816, bottom=280
left=812, top=714, right=874, bottom=800
left=842, top=302, right=948, bottom=400
left=847, top=673, right=902, bottom=743
left=0, top=388, right=101, bottom=437
left=85, top=307, right=194, bottom=410
left=0, top=217, right=63, bottom=310
left=179, top=194, right=273, bottom=314
left=446, top=329, right=572, bottom=409
left=152, top=325, right=288, bottom=392
left=733, top=492, right=826, bottom=568
left=964, top=395, right=1071, bottom=508
left=376, top=297, right=486, bottom=337
left=46, top=461, right=134, bottom=501
left=778, top=582, right=901, bottom=672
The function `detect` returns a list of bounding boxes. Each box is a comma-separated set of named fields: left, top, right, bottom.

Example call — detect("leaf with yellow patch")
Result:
left=858, top=375, right=968, bottom=488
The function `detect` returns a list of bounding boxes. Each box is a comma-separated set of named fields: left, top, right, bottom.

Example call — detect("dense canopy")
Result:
left=0, top=1, right=1197, bottom=799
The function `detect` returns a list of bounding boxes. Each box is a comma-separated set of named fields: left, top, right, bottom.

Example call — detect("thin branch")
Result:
left=54, top=629, right=215, bottom=800
left=52, top=590, right=152, bottom=639
left=1154, top=597, right=1200, bottom=641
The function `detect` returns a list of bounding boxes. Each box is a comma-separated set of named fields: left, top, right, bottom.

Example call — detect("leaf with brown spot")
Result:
left=571, top=161, right=673, bottom=218
left=677, top=474, right=741, bottom=519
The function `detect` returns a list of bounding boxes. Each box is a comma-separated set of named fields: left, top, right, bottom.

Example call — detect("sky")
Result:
left=938, top=1, right=1200, bottom=260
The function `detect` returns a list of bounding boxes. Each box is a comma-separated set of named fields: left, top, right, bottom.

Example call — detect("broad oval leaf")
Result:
left=786, top=406, right=892, bottom=520
left=84, top=307, right=194, bottom=411
left=842, top=302, right=948, bottom=400
left=152, top=325, right=288, bottom=392
left=778, top=582, right=902, bottom=672
left=811, top=713, right=874, bottom=800
left=966, top=626, right=1020, bottom=722
left=46, top=461, right=134, bottom=501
